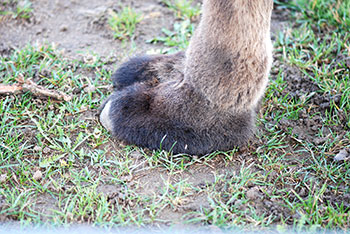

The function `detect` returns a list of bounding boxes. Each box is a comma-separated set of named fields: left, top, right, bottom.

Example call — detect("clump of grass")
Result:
left=148, top=0, right=200, bottom=54
left=0, top=44, right=70, bottom=89
left=275, top=0, right=350, bottom=30
left=108, top=6, right=142, bottom=41
left=162, top=0, right=201, bottom=21
left=273, top=0, right=350, bottom=128
left=147, top=19, right=194, bottom=54
left=14, top=0, right=32, bottom=19
left=187, top=163, right=274, bottom=227
left=0, top=0, right=33, bottom=19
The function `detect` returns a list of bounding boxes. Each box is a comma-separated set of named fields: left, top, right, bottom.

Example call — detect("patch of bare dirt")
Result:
left=0, top=0, right=175, bottom=59
left=0, top=0, right=287, bottom=58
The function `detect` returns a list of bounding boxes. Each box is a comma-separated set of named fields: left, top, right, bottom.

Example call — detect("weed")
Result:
left=108, top=7, right=142, bottom=41
left=275, top=0, right=350, bottom=30
left=161, top=0, right=201, bottom=21
left=147, top=19, right=194, bottom=54
left=148, top=0, right=200, bottom=53
left=0, top=0, right=33, bottom=19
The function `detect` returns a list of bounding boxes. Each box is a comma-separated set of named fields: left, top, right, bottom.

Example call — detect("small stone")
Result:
left=130, top=151, right=143, bottom=159
left=121, top=175, right=133, bottom=182
left=320, top=102, right=330, bottom=109
left=311, top=125, right=319, bottom=132
left=128, top=201, right=135, bottom=207
left=66, top=212, right=73, bottom=221
left=60, top=25, right=68, bottom=32
left=83, top=85, right=96, bottom=93
left=299, top=187, right=307, bottom=197
left=43, top=147, right=51, bottom=154
left=313, top=137, right=327, bottom=145
left=33, top=170, right=43, bottom=181
left=334, top=149, right=349, bottom=161
left=0, top=174, right=7, bottom=183
left=84, top=55, right=96, bottom=64
left=246, top=187, right=260, bottom=200
left=33, top=145, right=42, bottom=152
left=144, top=11, right=162, bottom=20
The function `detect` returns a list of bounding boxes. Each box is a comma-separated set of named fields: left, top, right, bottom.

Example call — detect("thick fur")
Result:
left=99, top=0, right=273, bottom=155
left=111, top=52, right=185, bottom=90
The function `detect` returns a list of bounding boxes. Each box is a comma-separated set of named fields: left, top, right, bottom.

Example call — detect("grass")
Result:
left=282, top=0, right=350, bottom=30
left=108, top=6, right=142, bottom=41
left=0, top=0, right=33, bottom=19
left=147, top=19, right=195, bottom=54
left=148, top=0, right=199, bottom=54
left=161, top=0, right=201, bottom=21
left=0, top=0, right=350, bottom=231
left=274, top=0, right=350, bottom=128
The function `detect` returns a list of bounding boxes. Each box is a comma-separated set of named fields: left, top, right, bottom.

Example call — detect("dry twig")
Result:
left=0, top=75, right=72, bottom=101
left=0, top=84, right=23, bottom=94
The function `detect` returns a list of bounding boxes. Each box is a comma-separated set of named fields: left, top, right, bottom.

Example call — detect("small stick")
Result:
left=0, top=84, right=23, bottom=94
left=22, top=79, right=72, bottom=101
left=0, top=77, right=72, bottom=101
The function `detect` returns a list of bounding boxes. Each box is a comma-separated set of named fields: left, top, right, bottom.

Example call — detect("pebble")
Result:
left=60, top=25, right=68, bottom=32
left=33, top=145, right=42, bottom=152
left=43, top=147, right=51, bottom=154
left=84, top=85, right=96, bottom=93
left=313, top=137, right=327, bottom=145
left=334, top=149, right=349, bottom=161
left=0, top=174, right=7, bottom=183
left=130, top=151, right=144, bottom=159
left=246, top=187, right=260, bottom=200
left=33, top=170, right=43, bottom=181
left=143, top=11, right=162, bottom=20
